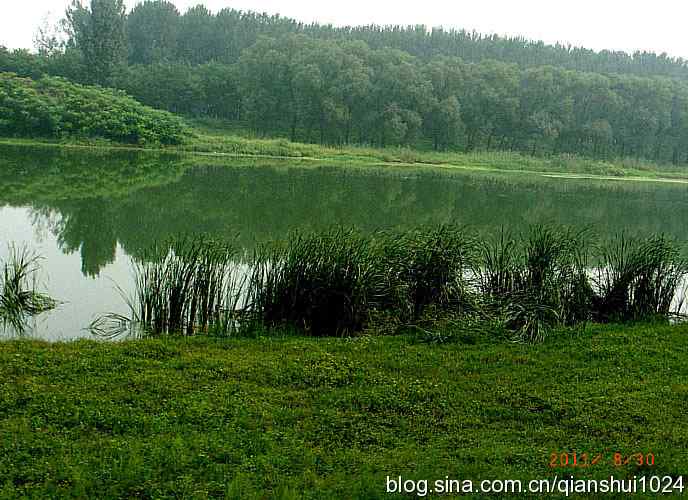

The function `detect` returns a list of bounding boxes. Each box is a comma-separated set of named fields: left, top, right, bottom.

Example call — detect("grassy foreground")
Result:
left=1, top=323, right=687, bottom=498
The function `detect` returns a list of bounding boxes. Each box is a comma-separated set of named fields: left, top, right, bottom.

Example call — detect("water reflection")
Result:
left=1, top=143, right=687, bottom=339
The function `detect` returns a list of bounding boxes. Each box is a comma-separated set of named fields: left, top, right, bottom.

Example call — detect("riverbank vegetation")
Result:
left=4, top=1, right=688, bottom=165
left=1, top=322, right=687, bottom=497
left=6, top=128, right=688, bottom=183
left=96, top=226, right=688, bottom=342
left=183, top=123, right=688, bottom=181
left=0, top=72, right=187, bottom=144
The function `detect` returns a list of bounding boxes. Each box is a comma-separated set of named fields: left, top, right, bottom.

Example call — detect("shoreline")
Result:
left=3, top=134, right=688, bottom=185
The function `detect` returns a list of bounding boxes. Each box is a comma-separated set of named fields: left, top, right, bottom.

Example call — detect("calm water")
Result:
left=1, top=144, right=687, bottom=340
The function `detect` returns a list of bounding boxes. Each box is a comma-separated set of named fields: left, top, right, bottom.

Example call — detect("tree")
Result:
left=65, top=0, right=127, bottom=85
left=127, top=0, right=180, bottom=65
left=177, top=4, right=216, bottom=64
left=33, top=15, right=66, bottom=56
left=429, top=96, right=464, bottom=150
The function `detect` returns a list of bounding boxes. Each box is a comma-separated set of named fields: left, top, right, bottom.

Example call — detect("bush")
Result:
left=0, top=72, right=188, bottom=144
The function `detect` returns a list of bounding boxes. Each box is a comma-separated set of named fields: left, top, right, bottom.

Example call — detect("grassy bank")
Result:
left=4, top=124, right=688, bottom=183
left=0, top=322, right=686, bottom=498
left=183, top=126, right=688, bottom=181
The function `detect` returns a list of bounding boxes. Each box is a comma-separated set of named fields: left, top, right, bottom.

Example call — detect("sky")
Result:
left=1, top=0, right=686, bottom=59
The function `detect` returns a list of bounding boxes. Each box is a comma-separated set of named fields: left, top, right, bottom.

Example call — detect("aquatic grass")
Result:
left=378, top=225, right=478, bottom=321
left=246, top=228, right=389, bottom=336
left=475, top=228, right=523, bottom=300
left=0, top=245, right=56, bottom=332
left=92, top=237, right=244, bottom=338
left=593, top=234, right=688, bottom=322
left=474, top=225, right=595, bottom=342
left=95, top=225, right=688, bottom=342
left=522, top=225, right=595, bottom=326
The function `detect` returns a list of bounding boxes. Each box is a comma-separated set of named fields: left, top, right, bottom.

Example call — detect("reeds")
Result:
left=593, top=234, right=688, bottom=322
left=0, top=246, right=56, bottom=332
left=379, top=225, right=476, bottom=321
left=246, top=228, right=388, bottom=336
left=95, top=225, right=688, bottom=342
left=474, top=226, right=594, bottom=342
left=92, top=237, right=244, bottom=338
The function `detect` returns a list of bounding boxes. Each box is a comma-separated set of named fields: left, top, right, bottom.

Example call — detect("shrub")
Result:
left=0, top=72, right=188, bottom=144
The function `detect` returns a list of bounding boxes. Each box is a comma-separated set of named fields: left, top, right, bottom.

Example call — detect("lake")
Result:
left=1, top=144, right=687, bottom=340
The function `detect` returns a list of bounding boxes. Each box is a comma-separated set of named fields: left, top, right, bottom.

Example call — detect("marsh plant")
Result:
left=593, top=234, right=688, bottom=322
left=0, top=246, right=56, bottom=333
left=472, top=226, right=594, bottom=342
left=95, top=225, right=688, bottom=343
left=91, top=238, right=245, bottom=338
left=246, top=228, right=390, bottom=336
left=379, top=225, right=477, bottom=322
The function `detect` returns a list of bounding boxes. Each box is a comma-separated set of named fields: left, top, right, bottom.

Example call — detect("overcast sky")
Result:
left=1, top=0, right=686, bottom=59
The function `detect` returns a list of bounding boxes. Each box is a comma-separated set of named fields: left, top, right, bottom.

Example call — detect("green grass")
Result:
left=180, top=120, right=688, bottom=181
left=0, top=322, right=686, bottom=498
left=4, top=122, right=688, bottom=183
left=184, top=130, right=688, bottom=181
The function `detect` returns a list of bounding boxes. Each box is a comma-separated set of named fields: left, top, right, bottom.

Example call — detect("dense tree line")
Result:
left=2, top=0, right=688, bottom=163
left=234, top=38, right=688, bottom=163
left=122, top=2, right=688, bottom=79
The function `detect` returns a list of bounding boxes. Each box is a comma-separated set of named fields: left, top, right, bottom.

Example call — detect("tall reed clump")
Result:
left=0, top=246, right=56, bottom=332
left=246, top=228, right=390, bottom=336
left=95, top=225, right=688, bottom=342
left=91, top=237, right=244, bottom=338
left=378, top=225, right=477, bottom=322
left=593, top=234, right=688, bottom=323
left=475, top=226, right=594, bottom=342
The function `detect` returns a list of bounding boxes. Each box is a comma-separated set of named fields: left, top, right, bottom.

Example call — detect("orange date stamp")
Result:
left=549, top=452, right=656, bottom=468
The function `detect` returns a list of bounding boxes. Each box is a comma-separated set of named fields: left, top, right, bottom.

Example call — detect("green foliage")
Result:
left=5, top=2, right=688, bottom=164
left=99, top=225, right=688, bottom=343
left=113, top=62, right=240, bottom=118
left=0, top=72, right=188, bottom=144
left=65, top=0, right=127, bottom=84
left=126, top=0, right=180, bottom=65
left=1, top=324, right=687, bottom=497
left=0, top=246, right=56, bottom=333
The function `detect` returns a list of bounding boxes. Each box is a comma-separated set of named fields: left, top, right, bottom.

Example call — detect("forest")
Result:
left=2, top=0, right=688, bottom=163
